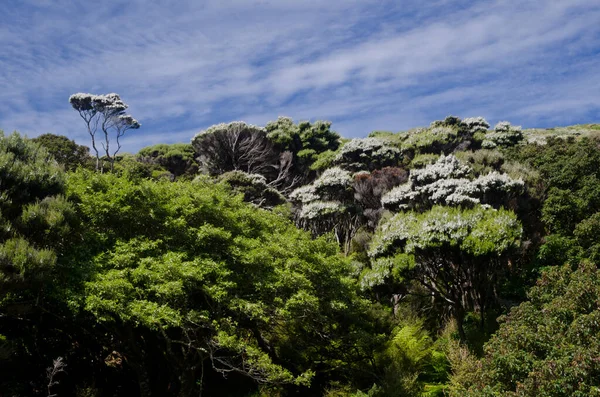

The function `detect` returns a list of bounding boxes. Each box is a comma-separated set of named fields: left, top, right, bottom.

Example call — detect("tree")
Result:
left=382, top=154, right=524, bottom=212
left=0, top=132, right=78, bottom=395
left=69, top=93, right=140, bottom=171
left=510, top=136, right=600, bottom=266
left=192, top=121, right=305, bottom=194
left=333, top=137, right=402, bottom=172
left=366, top=206, right=522, bottom=339
left=450, top=261, right=600, bottom=396
left=400, top=116, right=486, bottom=156
left=290, top=167, right=361, bottom=253
left=265, top=117, right=341, bottom=180
left=192, top=122, right=278, bottom=176
left=32, top=133, right=91, bottom=170
left=353, top=167, right=408, bottom=229
left=218, top=171, right=286, bottom=209
left=66, top=170, right=380, bottom=396
left=265, top=117, right=340, bottom=163
left=482, top=121, right=523, bottom=149
left=137, top=143, right=199, bottom=178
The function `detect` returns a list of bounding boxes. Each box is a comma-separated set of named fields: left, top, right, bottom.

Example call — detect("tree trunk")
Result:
left=130, top=361, right=153, bottom=397
left=177, top=366, right=197, bottom=397
left=455, top=307, right=467, bottom=341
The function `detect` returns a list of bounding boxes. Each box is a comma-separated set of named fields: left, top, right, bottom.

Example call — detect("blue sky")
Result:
left=1, top=0, right=599, bottom=153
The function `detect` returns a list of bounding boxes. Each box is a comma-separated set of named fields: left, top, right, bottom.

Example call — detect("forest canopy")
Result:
left=3, top=115, right=600, bottom=397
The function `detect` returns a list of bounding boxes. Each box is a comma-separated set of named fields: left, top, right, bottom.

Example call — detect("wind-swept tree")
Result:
left=366, top=205, right=522, bottom=339
left=192, top=121, right=279, bottom=176
left=69, top=93, right=140, bottom=171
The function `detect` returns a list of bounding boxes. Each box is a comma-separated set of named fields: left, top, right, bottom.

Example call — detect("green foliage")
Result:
left=7, top=115, right=600, bottom=396
left=137, top=143, right=199, bottom=178
left=0, top=131, right=65, bottom=217
left=374, top=320, right=449, bottom=396
left=455, top=149, right=504, bottom=176
left=368, top=130, right=406, bottom=147
left=218, top=170, right=286, bottom=208
left=0, top=132, right=79, bottom=395
left=455, top=261, right=600, bottom=396
left=266, top=117, right=342, bottom=179
left=67, top=171, right=380, bottom=394
left=110, top=152, right=163, bottom=180
left=409, top=153, right=439, bottom=169
left=266, top=117, right=340, bottom=163
left=369, top=206, right=521, bottom=261
left=0, top=132, right=71, bottom=285
left=574, top=212, right=600, bottom=260
left=541, top=187, right=585, bottom=235
left=367, top=206, right=522, bottom=339
left=401, top=126, right=457, bottom=154
left=511, top=136, right=600, bottom=265
left=333, top=138, right=402, bottom=172
left=400, top=116, right=481, bottom=156
left=310, top=148, right=340, bottom=171
left=32, top=133, right=92, bottom=170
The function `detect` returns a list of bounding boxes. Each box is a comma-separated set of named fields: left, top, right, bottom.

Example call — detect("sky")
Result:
left=1, top=0, right=599, bottom=153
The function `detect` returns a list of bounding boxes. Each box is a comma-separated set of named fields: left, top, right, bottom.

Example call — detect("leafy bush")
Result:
left=138, top=143, right=198, bottom=178
left=66, top=171, right=380, bottom=395
left=482, top=121, right=523, bottom=149
left=334, top=138, right=402, bottom=172
left=452, top=261, right=600, bottom=396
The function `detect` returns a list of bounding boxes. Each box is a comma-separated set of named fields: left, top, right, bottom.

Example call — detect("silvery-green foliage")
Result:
left=69, top=92, right=140, bottom=171
left=290, top=167, right=359, bottom=253
left=359, top=257, right=396, bottom=289
left=290, top=167, right=351, bottom=207
left=482, top=121, right=524, bottom=149
left=461, top=117, right=490, bottom=133
left=381, top=154, right=523, bottom=210
left=299, top=200, right=344, bottom=220
left=334, top=137, right=402, bottom=171
left=118, top=114, right=141, bottom=129
left=381, top=183, right=421, bottom=210
left=429, top=126, right=455, bottom=136
left=313, top=167, right=352, bottom=192
left=289, top=184, right=319, bottom=203
left=69, top=93, right=130, bottom=115
left=366, top=205, right=522, bottom=339
left=248, top=173, right=267, bottom=185
left=473, top=171, right=524, bottom=194
left=423, top=178, right=478, bottom=205
left=291, top=167, right=351, bottom=215
left=382, top=155, right=471, bottom=209
left=369, top=206, right=522, bottom=260
left=410, top=154, right=471, bottom=186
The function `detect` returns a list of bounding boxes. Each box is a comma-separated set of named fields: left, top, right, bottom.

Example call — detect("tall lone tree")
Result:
left=69, top=93, right=140, bottom=171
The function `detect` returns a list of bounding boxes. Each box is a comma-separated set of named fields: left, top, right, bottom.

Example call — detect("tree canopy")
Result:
left=5, top=114, right=600, bottom=396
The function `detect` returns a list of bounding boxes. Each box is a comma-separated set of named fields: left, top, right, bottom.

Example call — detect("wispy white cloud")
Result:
left=0, top=0, right=598, bottom=152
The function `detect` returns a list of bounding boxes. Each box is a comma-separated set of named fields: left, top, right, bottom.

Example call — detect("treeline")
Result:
left=1, top=117, right=600, bottom=396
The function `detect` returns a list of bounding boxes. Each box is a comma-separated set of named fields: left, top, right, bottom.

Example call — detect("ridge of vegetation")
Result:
left=2, top=105, right=600, bottom=396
